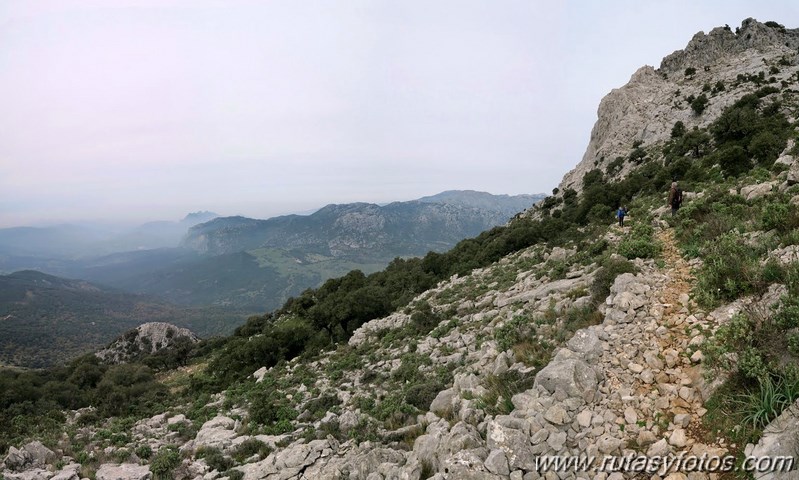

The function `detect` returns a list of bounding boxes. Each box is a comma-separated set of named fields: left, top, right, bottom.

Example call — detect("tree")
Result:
left=714, top=145, right=751, bottom=177
left=749, top=130, right=784, bottom=165
left=671, top=121, right=686, bottom=138
left=682, top=127, right=711, bottom=157
left=691, top=94, right=709, bottom=115
left=685, top=67, right=697, bottom=77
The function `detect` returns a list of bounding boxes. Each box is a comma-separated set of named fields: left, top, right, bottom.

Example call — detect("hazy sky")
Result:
left=1, top=1, right=797, bottom=226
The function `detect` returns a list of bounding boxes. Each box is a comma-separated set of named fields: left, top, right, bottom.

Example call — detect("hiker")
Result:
left=617, top=206, right=628, bottom=227
left=668, top=182, right=683, bottom=216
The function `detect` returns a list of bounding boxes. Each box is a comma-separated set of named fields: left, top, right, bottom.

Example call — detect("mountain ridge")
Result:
left=181, top=191, right=544, bottom=257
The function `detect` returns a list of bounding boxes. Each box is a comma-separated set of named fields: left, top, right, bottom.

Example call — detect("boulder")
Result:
left=484, top=450, right=510, bottom=476
left=3, top=441, right=56, bottom=472
left=50, top=464, right=81, bottom=480
left=3, top=470, right=53, bottom=480
left=194, top=415, right=239, bottom=450
left=787, top=163, right=799, bottom=186
left=534, top=358, right=598, bottom=400
left=566, top=329, right=603, bottom=363
left=3, top=446, right=29, bottom=471
left=740, top=181, right=778, bottom=200
left=95, top=463, right=152, bottom=480
left=750, top=397, right=799, bottom=480
left=429, top=388, right=457, bottom=416
left=486, top=421, right=536, bottom=471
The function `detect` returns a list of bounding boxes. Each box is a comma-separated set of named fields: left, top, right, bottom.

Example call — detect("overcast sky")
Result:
left=1, top=1, right=797, bottom=226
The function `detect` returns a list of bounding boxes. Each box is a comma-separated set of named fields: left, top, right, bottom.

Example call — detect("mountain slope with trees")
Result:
left=5, top=17, right=799, bottom=480
left=0, top=271, right=244, bottom=368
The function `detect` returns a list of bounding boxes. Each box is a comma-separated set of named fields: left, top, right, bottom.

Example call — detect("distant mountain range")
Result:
left=0, top=211, right=218, bottom=260
left=181, top=192, right=540, bottom=258
left=0, top=191, right=544, bottom=312
left=0, top=270, right=246, bottom=368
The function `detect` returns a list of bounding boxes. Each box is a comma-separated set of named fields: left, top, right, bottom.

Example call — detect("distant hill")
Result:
left=417, top=190, right=544, bottom=213
left=181, top=191, right=544, bottom=257
left=0, top=270, right=246, bottom=368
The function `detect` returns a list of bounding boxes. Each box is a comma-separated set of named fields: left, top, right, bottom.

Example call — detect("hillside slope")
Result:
left=0, top=271, right=244, bottom=368
left=4, top=17, right=799, bottom=480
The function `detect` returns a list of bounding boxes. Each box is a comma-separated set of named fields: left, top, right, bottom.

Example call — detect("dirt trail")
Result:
left=651, top=228, right=730, bottom=465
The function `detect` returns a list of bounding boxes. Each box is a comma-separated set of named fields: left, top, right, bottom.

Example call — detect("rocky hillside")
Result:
left=556, top=18, right=799, bottom=196
left=95, top=323, right=200, bottom=365
left=4, top=17, right=799, bottom=480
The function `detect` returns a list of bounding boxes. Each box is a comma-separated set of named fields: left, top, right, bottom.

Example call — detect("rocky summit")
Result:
left=5, top=17, right=799, bottom=480
left=95, top=322, right=200, bottom=365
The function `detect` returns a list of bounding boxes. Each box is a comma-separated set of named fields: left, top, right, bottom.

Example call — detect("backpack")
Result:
left=671, top=188, right=682, bottom=208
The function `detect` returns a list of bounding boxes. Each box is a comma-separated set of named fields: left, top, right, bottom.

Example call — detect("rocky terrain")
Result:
left=4, top=17, right=799, bottom=480
left=557, top=18, right=799, bottom=195
left=95, top=323, right=200, bottom=365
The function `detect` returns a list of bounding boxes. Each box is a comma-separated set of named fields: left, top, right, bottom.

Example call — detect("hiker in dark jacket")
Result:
left=668, top=182, right=683, bottom=216
left=617, top=206, right=628, bottom=227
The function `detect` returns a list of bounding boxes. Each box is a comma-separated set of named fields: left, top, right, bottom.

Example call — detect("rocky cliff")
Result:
left=557, top=18, right=799, bottom=195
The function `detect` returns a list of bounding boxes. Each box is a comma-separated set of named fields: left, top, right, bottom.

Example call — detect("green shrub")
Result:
left=227, top=471, right=245, bottom=480
left=735, top=373, right=799, bottom=429
left=591, top=257, right=638, bottom=304
left=762, top=201, right=799, bottom=234
left=693, top=232, right=763, bottom=307
left=232, top=438, right=271, bottom=463
left=404, top=381, right=445, bottom=410
left=495, top=314, right=535, bottom=352
left=196, top=446, right=233, bottom=472
left=410, top=301, right=442, bottom=335
left=691, top=94, right=709, bottom=115
left=149, top=445, right=180, bottom=480
left=166, top=421, right=197, bottom=441
left=618, top=223, right=660, bottom=259
left=135, top=445, right=152, bottom=460
left=303, top=393, right=341, bottom=420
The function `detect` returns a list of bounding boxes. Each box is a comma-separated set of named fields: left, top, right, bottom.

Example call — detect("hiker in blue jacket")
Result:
left=617, top=206, right=628, bottom=227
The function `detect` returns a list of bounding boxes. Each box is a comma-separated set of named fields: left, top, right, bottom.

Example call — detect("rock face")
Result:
left=2, top=441, right=55, bottom=472
left=555, top=18, right=799, bottom=196
left=95, top=322, right=200, bottom=364
left=95, top=463, right=151, bottom=480
left=749, top=398, right=799, bottom=480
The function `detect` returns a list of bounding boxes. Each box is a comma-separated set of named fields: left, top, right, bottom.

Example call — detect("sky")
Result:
left=1, top=1, right=797, bottom=227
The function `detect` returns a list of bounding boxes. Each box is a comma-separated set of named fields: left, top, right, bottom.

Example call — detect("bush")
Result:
left=135, top=445, right=152, bottom=460
left=196, top=446, right=233, bottom=472
left=671, top=121, right=686, bottom=138
left=149, top=446, right=180, bottom=480
left=591, top=257, right=638, bottom=304
left=404, top=381, right=445, bottom=410
left=232, top=438, right=271, bottom=463
left=617, top=223, right=660, bottom=260
left=410, top=301, right=442, bottom=335
left=495, top=314, right=535, bottom=352
left=762, top=202, right=791, bottom=232
left=693, top=232, right=763, bottom=307
left=691, top=94, right=709, bottom=115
